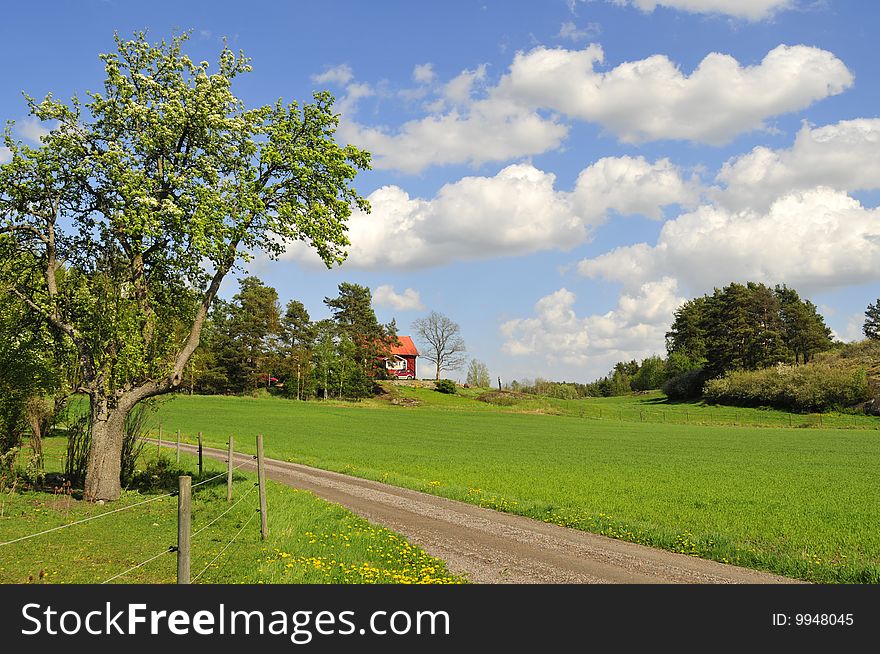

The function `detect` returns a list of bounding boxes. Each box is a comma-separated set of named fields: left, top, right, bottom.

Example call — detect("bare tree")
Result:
left=412, top=311, right=467, bottom=380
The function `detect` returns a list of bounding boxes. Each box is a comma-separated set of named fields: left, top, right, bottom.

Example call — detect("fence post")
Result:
left=227, top=436, right=234, bottom=502
left=157, top=422, right=162, bottom=457
left=177, top=475, right=191, bottom=584
left=198, top=432, right=203, bottom=477
left=176, top=429, right=181, bottom=464
left=257, top=434, right=268, bottom=540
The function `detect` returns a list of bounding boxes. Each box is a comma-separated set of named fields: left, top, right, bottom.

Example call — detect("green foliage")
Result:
left=64, top=402, right=154, bottom=488
left=704, top=363, right=871, bottom=412
left=0, top=32, right=370, bottom=496
left=466, top=359, right=491, bottom=388
left=864, top=298, right=880, bottom=341
left=661, top=368, right=709, bottom=401
left=631, top=355, right=667, bottom=391
left=325, top=282, right=398, bottom=380
left=435, top=379, right=457, bottom=394
left=667, top=282, right=831, bottom=378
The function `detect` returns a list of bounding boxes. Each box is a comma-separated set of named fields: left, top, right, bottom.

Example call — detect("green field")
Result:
left=0, top=437, right=463, bottom=584
left=147, top=388, right=880, bottom=583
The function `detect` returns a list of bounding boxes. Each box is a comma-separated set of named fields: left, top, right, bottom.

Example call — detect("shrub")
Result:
left=662, top=368, right=708, bottom=400
left=434, top=379, right=457, bottom=394
left=476, top=391, right=529, bottom=406
left=704, top=363, right=870, bottom=412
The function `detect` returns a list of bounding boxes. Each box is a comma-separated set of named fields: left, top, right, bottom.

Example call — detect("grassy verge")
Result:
left=0, top=437, right=463, bottom=585
left=150, top=391, right=880, bottom=583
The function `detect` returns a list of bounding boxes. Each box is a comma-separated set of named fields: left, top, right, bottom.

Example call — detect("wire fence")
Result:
left=1, top=432, right=267, bottom=585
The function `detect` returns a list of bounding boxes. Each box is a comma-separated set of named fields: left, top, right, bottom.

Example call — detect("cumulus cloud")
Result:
left=312, top=64, right=354, bottom=86
left=339, top=96, right=566, bottom=174
left=443, top=64, right=488, bottom=106
left=283, top=157, right=695, bottom=269
left=571, top=155, right=701, bottom=221
left=578, top=187, right=880, bottom=295
left=373, top=285, right=425, bottom=311
left=0, top=147, right=10, bottom=164
left=500, top=43, right=853, bottom=145
left=500, top=278, right=685, bottom=366
left=713, top=119, right=880, bottom=210
left=413, top=63, right=435, bottom=84
left=609, top=0, right=794, bottom=21
left=333, top=42, right=851, bottom=172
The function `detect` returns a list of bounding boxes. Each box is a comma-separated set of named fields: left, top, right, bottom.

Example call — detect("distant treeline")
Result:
left=510, top=282, right=877, bottom=412
left=188, top=277, right=397, bottom=400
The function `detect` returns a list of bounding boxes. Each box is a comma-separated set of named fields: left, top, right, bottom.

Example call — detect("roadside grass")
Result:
left=0, top=437, right=463, bottom=585
left=151, top=392, right=880, bottom=583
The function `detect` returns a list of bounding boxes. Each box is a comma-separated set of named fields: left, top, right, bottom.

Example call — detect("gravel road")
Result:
left=167, top=441, right=799, bottom=584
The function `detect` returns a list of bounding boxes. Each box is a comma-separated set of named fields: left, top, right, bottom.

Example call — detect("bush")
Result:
left=476, top=391, right=529, bottom=406
left=704, top=363, right=870, bottom=412
left=662, top=368, right=708, bottom=401
left=434, top=379, right=457, bottom=394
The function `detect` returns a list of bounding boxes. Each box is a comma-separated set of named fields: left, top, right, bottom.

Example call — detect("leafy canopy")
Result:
left=0, top=32, right=371, bottom=399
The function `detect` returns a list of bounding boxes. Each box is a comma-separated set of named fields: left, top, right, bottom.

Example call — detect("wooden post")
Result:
left=157, top=423, right=162, bottom=457
left=257, top=434, right=268, bottom=540
left=177, top=475, right=191, bottom=584
left=198, top=432, right=203, bottom=477
left=176, top=429, right=181, bottom=464
left=227, top=436, right=234, bottom=502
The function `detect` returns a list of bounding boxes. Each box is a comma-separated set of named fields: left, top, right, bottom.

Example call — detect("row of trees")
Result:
left=190, top=279, right=397, bottom=400
left=666, top=282, right=833, bottom=377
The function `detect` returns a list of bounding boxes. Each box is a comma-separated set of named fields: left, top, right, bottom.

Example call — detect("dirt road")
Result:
left=168, top=441, right=799, bottom=584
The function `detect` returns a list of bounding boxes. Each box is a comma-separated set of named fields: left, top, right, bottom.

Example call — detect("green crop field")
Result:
left=0, top=437, right=463, bottom=584
left=147, top=387, right=880, bottom=583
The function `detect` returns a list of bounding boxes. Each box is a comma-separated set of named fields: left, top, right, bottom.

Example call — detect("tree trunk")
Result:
left=83, top=396, right=130, bottom=502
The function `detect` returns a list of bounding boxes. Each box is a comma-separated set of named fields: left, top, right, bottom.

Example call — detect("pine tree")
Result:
left=864, top=299, right=880, bottom=340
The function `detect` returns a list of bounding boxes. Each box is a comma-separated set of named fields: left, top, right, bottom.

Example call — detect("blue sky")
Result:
left=2, top=0, right=879, bottom=382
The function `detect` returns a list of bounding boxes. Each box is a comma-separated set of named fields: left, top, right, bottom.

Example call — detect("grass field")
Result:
left=0, top=436, right=463, bottom=584
left=146, top=387, right=880, bottom=583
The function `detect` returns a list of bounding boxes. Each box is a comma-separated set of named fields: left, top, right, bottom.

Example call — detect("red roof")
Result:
left=390, top=336, right=419, bottom=357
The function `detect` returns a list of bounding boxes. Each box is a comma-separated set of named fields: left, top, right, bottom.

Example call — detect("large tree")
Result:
left=324, top=282, right=397, bottom=378
left=412, top=311, right=467, bottom=380
left=0, top=33, right=370, bottom=500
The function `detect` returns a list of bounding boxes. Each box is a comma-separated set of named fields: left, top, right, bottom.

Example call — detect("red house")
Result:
left=384, top=336, right=418, bottom=379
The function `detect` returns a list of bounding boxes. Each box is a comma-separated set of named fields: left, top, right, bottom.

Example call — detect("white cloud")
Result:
left=0, top=147, right=10, bottom=164
left=610, top=0, right=793, bottom=21
left=18, top=117, right=51, bottom=144
left=443, top=64, right=488, bottom=106
left=312, top=64, right=354, bottom=86
left=557, top=21, right=602, bottom=42
left=338, top=99, right=567, bottom=174
left=500, top=278, right=685, bottom=367
left=373, top=285, right=425, bottom=311
left=832, top=312, right=867, bottom=343
left=579, top=187, right=880, bottom=295
left=571, top=155, right=700, bottom=221
left=714, top=119, right=880, bottom=210
left=500, top=43, right=853, bottom=145
left=283, top=157, right=694, bottom=269
left=413, top=63, right=435, bottom=84
left=331, top=42, right=851, bottom=172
